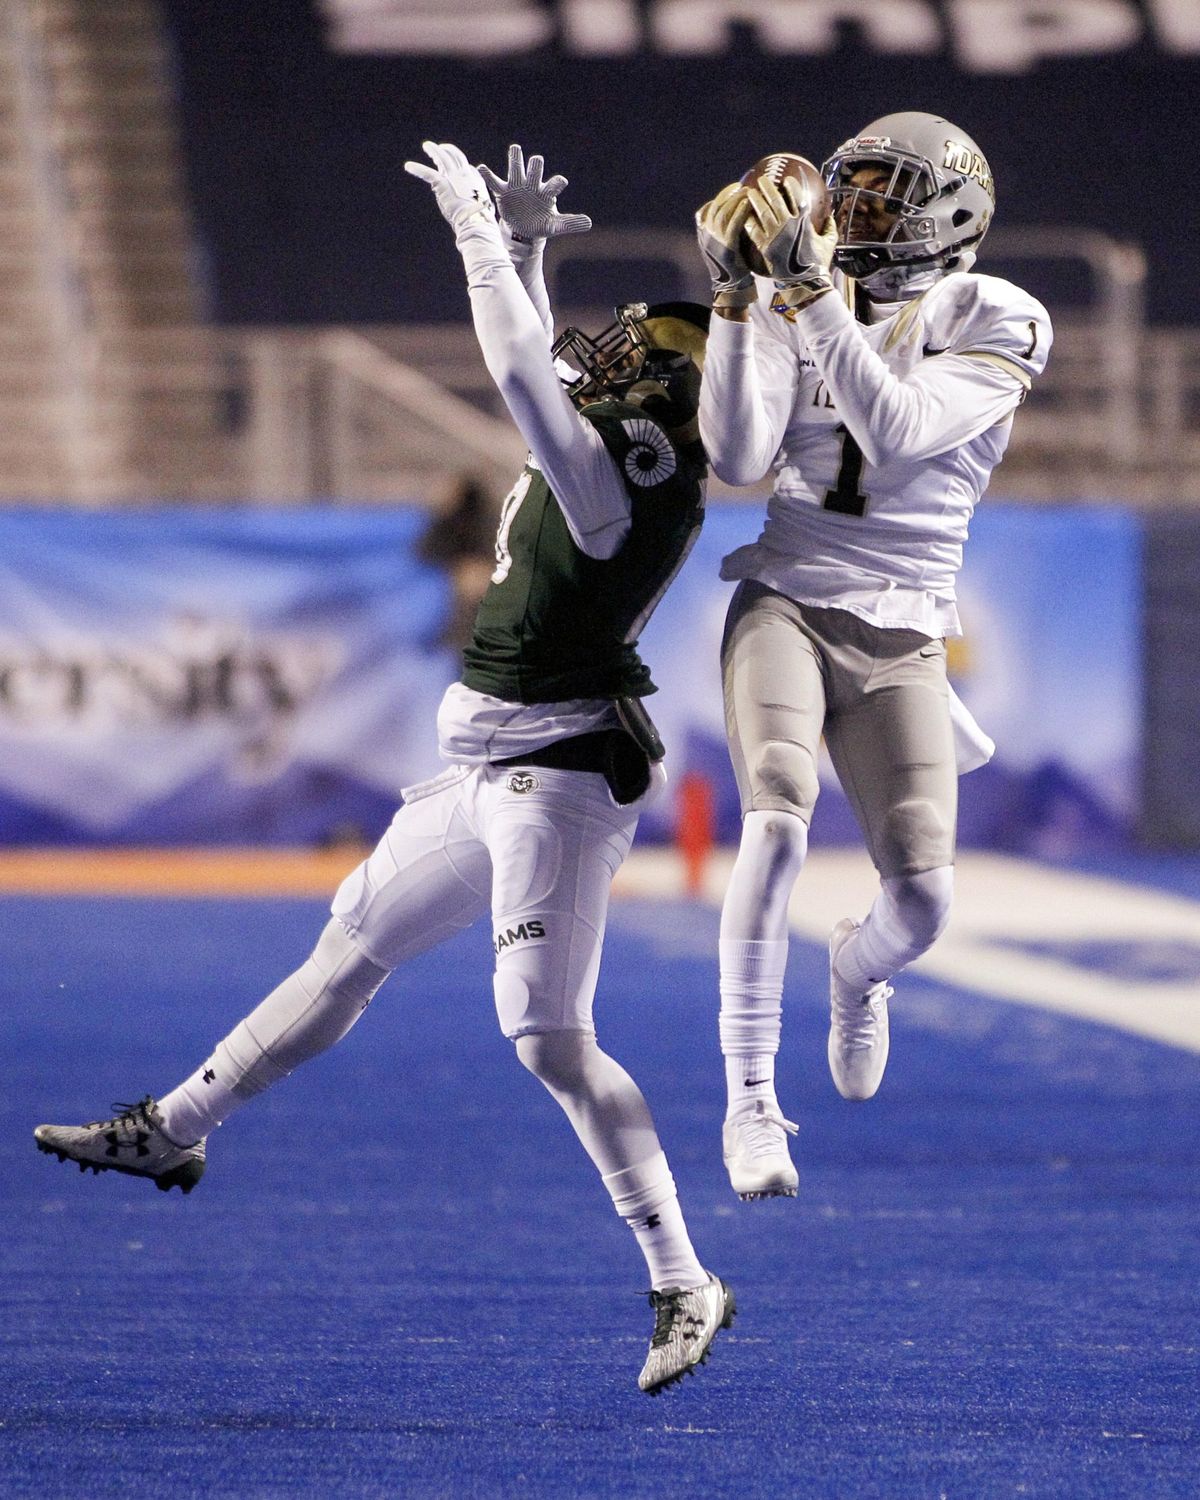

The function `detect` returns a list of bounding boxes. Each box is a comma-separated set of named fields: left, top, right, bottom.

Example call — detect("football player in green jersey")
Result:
left=34, top=142, right=733, bottom=1395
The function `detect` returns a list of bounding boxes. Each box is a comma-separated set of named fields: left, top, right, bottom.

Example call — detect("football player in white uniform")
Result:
left=694, top=112, right=1052, bottom=1199
left=34, top=143, right=734, bottom=1394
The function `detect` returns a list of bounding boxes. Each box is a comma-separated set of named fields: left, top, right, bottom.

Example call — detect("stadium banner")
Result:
left=157, top=0, right=1193, bottom=325
left=0, top=508, right=454, bottom=846
left=0, top=503, right=1140, bottom=852
left=638, top=503, right=1143, bottom=855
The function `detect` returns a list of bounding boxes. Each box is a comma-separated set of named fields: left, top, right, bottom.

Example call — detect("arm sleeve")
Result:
left=454, top=219, right=631, bottom=558
left=698, top=304, right=801, bottom=486
left=503, top=233, right=554, bottom=342
left=793, top=285, right=1052, bottom=467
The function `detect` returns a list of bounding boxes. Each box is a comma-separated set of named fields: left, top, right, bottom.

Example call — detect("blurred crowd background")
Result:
left=1, top=0, right=1197, bottom=857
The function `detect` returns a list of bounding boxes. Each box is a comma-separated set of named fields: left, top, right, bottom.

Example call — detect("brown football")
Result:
left=738, top=153, right=832, bottom=277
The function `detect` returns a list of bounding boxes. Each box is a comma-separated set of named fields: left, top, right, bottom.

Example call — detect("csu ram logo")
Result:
left=495, top=919, right=547, bottom=954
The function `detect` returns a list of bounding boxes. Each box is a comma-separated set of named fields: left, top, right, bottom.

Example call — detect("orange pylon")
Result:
left=676, top=770, right=715, bottom=897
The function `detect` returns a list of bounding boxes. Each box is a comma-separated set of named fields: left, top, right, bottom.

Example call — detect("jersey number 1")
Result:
left=822, top=424, right=869, bottom=516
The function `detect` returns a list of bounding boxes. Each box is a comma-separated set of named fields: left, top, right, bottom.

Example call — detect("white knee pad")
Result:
left=881, top=797, right=953, bottom=879
left=494, top=966, right=546, bottom=1041
left=751, top=738, right=820, bottom=817
left=493, top=919, right=600, bottom=1038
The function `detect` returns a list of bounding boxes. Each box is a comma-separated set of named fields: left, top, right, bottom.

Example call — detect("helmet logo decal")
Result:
left=943, top=140, right=994, bottom=200
left=620, top=419, right=677, bottom=486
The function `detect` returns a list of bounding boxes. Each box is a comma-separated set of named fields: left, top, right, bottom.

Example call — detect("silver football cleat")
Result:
left=638, top=1272, right=736, bottom=1394
left=34, top=1095, right=206, bottom=1194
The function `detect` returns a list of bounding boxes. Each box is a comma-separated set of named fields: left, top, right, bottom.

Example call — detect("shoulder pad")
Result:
left=924, top=272, right=1053, bottom=381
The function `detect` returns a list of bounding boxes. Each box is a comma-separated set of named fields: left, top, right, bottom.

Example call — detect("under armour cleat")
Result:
left=828, top=918, right=892, bottom=1100
left=638, top=1273, right=736, bottom=1395
left=722, top=1100, right=799, bottom=1199
left=34, top=1095, right=206, bottom=1194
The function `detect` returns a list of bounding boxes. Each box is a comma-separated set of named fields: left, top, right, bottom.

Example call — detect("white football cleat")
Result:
left=722, top=1100, right=799, bottom=1199
left=828, top=918, right=892, bottom=1100
left=34, top=1095, right=206, bottom=1194
left=638, top=1272, right=736, bottom=1394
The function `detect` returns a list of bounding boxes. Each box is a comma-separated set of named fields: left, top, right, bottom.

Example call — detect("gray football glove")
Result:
left=404, top=140, right=497, bottom=233
left=744, top=175, right=838, bottom=309
left=477, top=144, right=592, bottom=245
left=695, top=183, right=756, bottom=308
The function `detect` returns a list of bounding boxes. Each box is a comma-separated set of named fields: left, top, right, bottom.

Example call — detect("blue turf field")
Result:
left=4, top=873, right=1199, bottom=1499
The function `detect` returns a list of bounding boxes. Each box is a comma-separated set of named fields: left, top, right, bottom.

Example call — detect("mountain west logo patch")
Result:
left=620, top=418, right=677, bottom=487
left=506, top=771, right=539, bottom=794
left=494, top=919, right=546, bottom=953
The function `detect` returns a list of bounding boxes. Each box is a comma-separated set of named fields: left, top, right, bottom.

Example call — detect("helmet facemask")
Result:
left=552, top=303, right=653, bottom=404
left=552, top=301, right=709, bottom=437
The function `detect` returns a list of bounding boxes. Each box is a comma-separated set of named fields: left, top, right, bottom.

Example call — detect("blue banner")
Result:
left=0, top=509, right=455, bottom=844
left=0, top=503, right=1141, bottom=851
left=635, top=502, right=1143, bottom=854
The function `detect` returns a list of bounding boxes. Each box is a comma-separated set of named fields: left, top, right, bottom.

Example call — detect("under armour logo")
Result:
left=105, top=1129, right=149, bottom=1158
left=202, top=1068, right=216, bottom=1084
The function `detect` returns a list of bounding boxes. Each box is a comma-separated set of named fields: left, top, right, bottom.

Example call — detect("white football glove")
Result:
left=744, top=175, right=838, bottom=309
left=695, top=183, right=756, bottom=308
left=477, top=143, right=592, bottom=245
left=404, top=140, right=497, bottom=233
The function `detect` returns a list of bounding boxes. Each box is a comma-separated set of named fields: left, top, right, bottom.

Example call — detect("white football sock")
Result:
left=515, top=1033, right=706, bottom=1291
left=604, top=1152, right=707, bottom=1292
left=718, top=938, right=788, bottom=1117
left=717, top=810, right=806, bottom=1119
left=724, top=1052, right=778, bottom=1119
left=158, top=920, right=390, bottom=1145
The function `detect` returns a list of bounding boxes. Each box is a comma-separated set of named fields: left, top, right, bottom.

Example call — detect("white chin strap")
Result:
left=858, top=248, right=977, bottom=302
left=858, top=262, right=944, bottom=301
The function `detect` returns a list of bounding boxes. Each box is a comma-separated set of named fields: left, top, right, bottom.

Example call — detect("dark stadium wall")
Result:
left=1142, top=515, right=1200, bottom=849
left=156, top=0, right=1197, bottom=326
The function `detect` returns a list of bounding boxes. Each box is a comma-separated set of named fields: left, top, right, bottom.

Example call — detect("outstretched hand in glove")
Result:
left=478, top=144, right=592, bottom=246
left=404, top=140, right=497, bottom=233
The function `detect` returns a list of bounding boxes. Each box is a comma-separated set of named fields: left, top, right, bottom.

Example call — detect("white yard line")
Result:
left=614, top=848, right=1200, bottom=1054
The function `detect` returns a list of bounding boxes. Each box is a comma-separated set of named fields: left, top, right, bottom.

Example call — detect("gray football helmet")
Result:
left=822, top=112, right=995, bottom=283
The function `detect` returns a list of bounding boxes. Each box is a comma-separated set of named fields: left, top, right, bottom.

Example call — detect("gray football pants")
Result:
left=722, top=580, right=957, bottom=877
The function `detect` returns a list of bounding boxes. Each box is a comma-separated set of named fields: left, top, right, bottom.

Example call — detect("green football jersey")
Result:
left=461, top=400, right=706, bottom=704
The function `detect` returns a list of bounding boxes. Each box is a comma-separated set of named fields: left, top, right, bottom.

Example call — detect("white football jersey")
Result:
left=703, top=270, right=1052, bottom=635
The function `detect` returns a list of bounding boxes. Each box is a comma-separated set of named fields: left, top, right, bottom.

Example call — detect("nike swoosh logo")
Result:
left=923, top=343, right=949, bottom=357
left=744, top=1078, right=771, bottom=1087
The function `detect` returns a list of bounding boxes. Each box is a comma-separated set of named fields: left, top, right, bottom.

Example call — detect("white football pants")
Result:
left=332, top=760, right=642, bottom=1037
